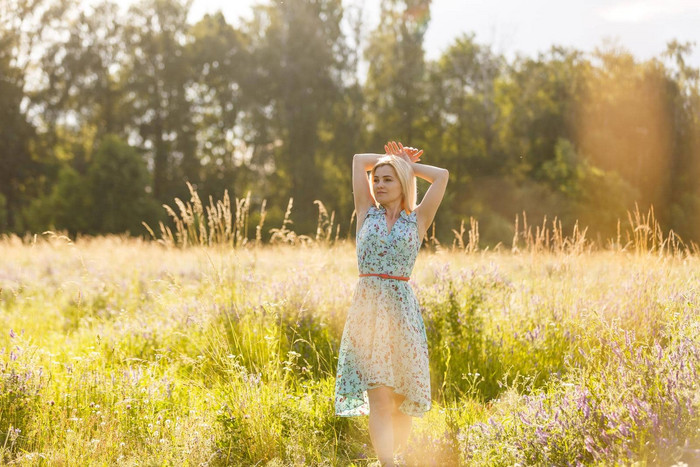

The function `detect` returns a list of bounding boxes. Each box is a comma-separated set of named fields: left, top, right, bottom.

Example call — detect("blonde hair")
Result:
left=370, top=156, right=417, bottom=213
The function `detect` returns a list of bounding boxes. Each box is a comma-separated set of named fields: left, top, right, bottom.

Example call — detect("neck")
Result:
left=381, top=201, right=404, bottom=218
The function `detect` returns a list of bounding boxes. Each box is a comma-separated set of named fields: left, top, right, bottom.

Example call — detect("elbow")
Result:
left=441, top=168, right=450, bottom=181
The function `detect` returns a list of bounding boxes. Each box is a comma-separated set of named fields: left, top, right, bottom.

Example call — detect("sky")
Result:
left=183, top=0, right=700, bottom=67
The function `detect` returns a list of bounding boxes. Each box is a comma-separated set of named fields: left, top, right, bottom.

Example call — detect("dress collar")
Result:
left=376, top=204, right=416, bottom=223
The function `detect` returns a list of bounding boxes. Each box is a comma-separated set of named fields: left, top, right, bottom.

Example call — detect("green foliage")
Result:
left=241, top=0, right=348, bottom=233
left=0, top=45, right=39, bottom=232
left=0, top=239, right=699, bottom=464
left=0, top=339, right=45, bottom=459
left=23, top=135, right=158, bottom=235
left=87, top=134, right=159, bottom=234
left=574, top=159, right=639, bottom=237
left=420, top=265, right=578, bottom=403
left=364, top=0, right=431, bottom=147
left=3, top=0, right=700, bottom=246
left=23, top=165, right=92, bottom=234
left=0, top=193, right=7, bottom=231
left=539, top=138, right=639, bottom=237
left=215, top=375, right=349, bottom=464
left=122, top=0, right=198, bottom=202
left=460, top=304, right=700, bottom=466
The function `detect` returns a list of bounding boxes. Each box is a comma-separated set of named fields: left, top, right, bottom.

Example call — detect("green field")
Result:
left=0, top=235, right=698, bottom=465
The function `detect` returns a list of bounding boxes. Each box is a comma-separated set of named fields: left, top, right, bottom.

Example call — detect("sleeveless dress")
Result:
left=334, top=205, right=431, bottom=417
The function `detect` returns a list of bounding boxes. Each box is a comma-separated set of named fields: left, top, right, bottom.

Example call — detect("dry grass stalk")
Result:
left=452, top=217, right=479, bottom=253
left=452, top=220, right=466, bottom=250
left=269, top=198, right=312, bottom=245
left=624, top=203, right=691, bottom=256
left=143, top=183, right=251, bottom=248
left=347, top=210, right=357, bottom=240
left=142, top=184, right=697, bottom=256
left=313, top=200, right=336, bottom=244
left=255, top=200, right=267, bottom=246
left=510, top=212, right=590, bottom=255
left=427, top=222, right=442, bottom=251
left=234, top=192, right=251, bottom=247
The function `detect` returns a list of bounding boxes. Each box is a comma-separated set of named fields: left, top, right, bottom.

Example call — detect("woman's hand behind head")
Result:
left=384, top=140, right=423, bottom=163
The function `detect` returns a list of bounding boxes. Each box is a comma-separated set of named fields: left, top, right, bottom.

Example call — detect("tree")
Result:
left=123, top=0, right=197, bottom=202
left=541, top=138, right=638, bottom=236
left=0, top=54, right=37, bottom=231
left=576, top=47, right=680, bottom=228
left=23, top=135, right=157, bottom=235
left=364, top=0, right=431, bottom=148
left=0, top=0, right=72, bottom=232
left=495, top=47, right=588, bottom=179
left=242, top=0, right=347, bottom=233
left=186, top=12, right=249, bottom=200
left=315, top=1, right=368, bottom=231
left=662, top=41, right=700, bottom=240
left=23, top=165, right=92, bottom=235
left=36, top=1, right=128, bottom=142
left=423, top=34, right=503, bottom=233
left=87, top=134, right=158, bottom=233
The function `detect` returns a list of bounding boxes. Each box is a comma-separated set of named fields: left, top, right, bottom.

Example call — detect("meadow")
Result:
left=0, top=225, right=698, bottom=465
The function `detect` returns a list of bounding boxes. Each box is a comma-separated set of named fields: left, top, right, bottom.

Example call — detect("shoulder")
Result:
left=364, top=205, right=382, bottom=218
left=356, top=205, right=379, bottom=234
left=401, top=209, right=418, bottom=225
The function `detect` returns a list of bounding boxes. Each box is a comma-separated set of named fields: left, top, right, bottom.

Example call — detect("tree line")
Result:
left=2, top=0, right=699, bottom=245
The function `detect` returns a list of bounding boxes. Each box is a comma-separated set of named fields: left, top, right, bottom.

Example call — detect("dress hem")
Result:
left=335, top=385, right=431, bottom=418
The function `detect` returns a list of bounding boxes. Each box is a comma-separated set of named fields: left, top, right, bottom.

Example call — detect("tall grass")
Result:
left=0, top=190, right=698, bottom=465
left=143, top=183, right=342, bottom=248
left=145, top=184, right=697, bottom=257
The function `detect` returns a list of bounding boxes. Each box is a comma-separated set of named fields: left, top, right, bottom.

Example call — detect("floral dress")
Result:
left=334, top=205, right=431, bottom=417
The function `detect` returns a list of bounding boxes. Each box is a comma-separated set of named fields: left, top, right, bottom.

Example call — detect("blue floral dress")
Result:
left=334, top=205, right=431, bottom=417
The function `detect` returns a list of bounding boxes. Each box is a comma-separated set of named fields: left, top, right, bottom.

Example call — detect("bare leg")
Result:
left=392, top=393, right=412, bottom=455
left=367, top=386, right=395, bottom=466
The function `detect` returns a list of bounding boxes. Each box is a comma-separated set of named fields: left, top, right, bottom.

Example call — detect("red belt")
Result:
left=359, top=273, right=410, bottom=281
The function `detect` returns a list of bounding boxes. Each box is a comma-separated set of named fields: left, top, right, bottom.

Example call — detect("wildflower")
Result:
left=535, top=427, right=548, bottom=444
left=584, top=435, right=598, bottom=456
left=518, top=413, right=533, bottom=427
left=9, top=329, right=16, bottom=338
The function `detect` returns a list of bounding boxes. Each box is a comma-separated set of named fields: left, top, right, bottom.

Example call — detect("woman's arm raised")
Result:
left=353, top=153, right=383, bottom=234
left=411, top=163, right=449, bottom=240
left=384, top=141, right=449, bottom=241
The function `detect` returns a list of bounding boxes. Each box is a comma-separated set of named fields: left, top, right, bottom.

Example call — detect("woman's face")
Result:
left=373, top=165, right=403, bottom=206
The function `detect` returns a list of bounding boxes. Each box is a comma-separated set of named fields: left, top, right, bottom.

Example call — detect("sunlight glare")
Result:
left=599, top=0, right=700, bottom=23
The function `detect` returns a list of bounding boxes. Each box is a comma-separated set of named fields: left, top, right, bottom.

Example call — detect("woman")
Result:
left=335, top=141, right=449, bottom=466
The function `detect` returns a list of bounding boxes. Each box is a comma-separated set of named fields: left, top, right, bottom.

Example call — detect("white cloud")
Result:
left=598, top=0, right=700, bottom=23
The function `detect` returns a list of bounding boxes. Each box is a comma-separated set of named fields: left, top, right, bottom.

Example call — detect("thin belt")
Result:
left=359, top=273, right=410, bottom=281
